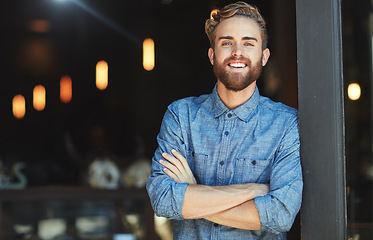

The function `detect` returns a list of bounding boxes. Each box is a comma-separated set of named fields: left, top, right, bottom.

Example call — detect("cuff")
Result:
left=254, top=196, right=280, bottom=234
left=172, top=182, right=189, bottom=220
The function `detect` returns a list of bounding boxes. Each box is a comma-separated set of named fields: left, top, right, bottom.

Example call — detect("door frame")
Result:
left=296, top=0, right=347, bottom=239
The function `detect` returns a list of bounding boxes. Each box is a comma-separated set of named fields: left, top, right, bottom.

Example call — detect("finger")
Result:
left=169, top=150, right=197, bottom=184
left=171, top=149, right=194, bottom=175
left=160, top=154, right=194, bottom=182
left=162, top=167, right=181, bottom=182
left=160, top=157, right=193, bottom=184
left=162, top=153, right=184, bottom=172
left=159, top=159, right=181, bottom=176
left=171, top=149, right=187, bottom=166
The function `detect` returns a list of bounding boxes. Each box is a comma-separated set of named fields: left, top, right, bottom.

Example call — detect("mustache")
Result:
left=223, top=56, right=251, bottom=65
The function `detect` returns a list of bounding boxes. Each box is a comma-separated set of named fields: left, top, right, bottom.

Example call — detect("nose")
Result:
left=232, top=44, right=243, bottom=57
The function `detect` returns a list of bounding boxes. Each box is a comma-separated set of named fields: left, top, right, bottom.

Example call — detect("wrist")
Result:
left=246, top=183, right=270, bottom=200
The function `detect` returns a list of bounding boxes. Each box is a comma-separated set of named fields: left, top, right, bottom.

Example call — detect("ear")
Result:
left=208, top=48, right=214, bottom=65
left=261, top=48, right=270, bottom=67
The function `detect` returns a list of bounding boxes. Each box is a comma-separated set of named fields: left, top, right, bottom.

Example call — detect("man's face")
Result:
left=208, top=16, right=270, bottom=92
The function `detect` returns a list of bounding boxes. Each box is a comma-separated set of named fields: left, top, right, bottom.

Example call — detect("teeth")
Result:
left=229, top=63, right=246, bottom=68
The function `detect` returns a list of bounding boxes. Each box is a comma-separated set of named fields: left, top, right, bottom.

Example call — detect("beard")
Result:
left=213, top=55, right=263, bottom=92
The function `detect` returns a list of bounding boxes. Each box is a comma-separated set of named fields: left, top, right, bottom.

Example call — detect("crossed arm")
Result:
left=159, top=149, right=269, bottom=230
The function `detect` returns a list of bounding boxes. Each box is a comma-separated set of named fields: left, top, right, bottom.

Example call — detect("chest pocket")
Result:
left=234, top=157, right=271, bottom=184
left=187, top=151, right=209, bottom=185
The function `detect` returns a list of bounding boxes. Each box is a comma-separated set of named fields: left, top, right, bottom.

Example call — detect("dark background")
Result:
left=0, top=0, right=300, bottom=238
left=0, top=0, right=297, bottom=186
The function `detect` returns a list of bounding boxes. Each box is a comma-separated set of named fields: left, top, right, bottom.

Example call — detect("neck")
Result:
left=217, top=81, right=256, bottom=110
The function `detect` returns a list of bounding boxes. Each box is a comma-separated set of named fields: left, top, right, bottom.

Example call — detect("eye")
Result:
left=244, top=42, right=254, bottom=46
left=222, top=41, right=232, bottom=46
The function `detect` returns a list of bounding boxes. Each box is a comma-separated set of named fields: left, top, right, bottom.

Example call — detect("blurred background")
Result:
left=1, top=0, right=373, bottom=239
left=0, top=1, right=299, bottom=239
left=0, top=0, right=297, bottom=187
left=0, top=1, right=301, bottom=239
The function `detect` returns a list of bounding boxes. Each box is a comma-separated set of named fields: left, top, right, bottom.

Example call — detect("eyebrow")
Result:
left=242, top=36, right=258, bottom=42
left=218, top=36, right=234, bottom=40
left=218, top=36, right=258, bottom=42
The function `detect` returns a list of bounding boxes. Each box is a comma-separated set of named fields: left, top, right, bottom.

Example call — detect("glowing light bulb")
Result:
left=33, top=85, right=46, bottom=111
left=13, top=95, right=26, bottom=119
left=143, top=38, right=155, bottom=71
left=60, top=75, right=72, bottom=103
left=96, top=60, right=108, bottom=90
left=348, top=83, right=361, bottom=101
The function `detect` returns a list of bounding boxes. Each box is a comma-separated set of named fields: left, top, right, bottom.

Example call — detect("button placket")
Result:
left=217, top=116, right=234, bottom=185
left=224, top=112, right=233, bottom=137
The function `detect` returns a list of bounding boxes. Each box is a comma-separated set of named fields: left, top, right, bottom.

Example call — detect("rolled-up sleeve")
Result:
left=254, top=117, right=303, bottom=234
left=146, top=103, right=189, bottom=220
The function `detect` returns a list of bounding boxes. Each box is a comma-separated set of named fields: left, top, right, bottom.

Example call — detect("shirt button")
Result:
left=227, top=113, right=232, bottom=118
left=224, top=131, right=229, bottom=136
left=219, top=161, right=224, bottom=166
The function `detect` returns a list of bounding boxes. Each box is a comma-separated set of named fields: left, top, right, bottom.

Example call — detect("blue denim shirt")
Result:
left=147, top=86, right=303, bottom=239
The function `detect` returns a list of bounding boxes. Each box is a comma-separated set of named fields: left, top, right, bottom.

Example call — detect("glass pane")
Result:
left=1, top=199, right=149, bottom=239
left=343, top=0, right=373, bottom=239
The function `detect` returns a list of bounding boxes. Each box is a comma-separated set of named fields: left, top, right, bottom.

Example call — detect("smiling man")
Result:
left=147, top=2, right=303, bottom=239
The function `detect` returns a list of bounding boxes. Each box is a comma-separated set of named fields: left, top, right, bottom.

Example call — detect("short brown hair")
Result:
left=205, top=1, right=268, bottom=50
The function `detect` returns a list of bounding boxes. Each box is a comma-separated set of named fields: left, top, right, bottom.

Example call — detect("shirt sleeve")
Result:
left=254, top=115, right=303, bottom=234
left=146, top=103, right=189, bottom=220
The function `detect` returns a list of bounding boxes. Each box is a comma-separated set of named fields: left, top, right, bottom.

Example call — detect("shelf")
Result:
left=0, top=186, right=149, bottom=201
left=0, top=186, right=157, bottom=240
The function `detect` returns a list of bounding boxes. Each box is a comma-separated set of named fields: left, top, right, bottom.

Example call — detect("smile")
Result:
left=228, top=62, right=247, bottom=68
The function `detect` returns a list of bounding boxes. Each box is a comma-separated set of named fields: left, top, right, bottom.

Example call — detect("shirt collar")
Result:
left=211, top=84, right=260, bottom=122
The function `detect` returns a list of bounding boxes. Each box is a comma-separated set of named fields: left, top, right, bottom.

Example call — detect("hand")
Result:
left=159, top=149, right=197, bottom=184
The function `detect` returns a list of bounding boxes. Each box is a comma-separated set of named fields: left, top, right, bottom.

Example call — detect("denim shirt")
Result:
left=147, top=86, right=303, bottom=240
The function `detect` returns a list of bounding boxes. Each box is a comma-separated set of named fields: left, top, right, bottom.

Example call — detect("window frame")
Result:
left=296, top=0, right=347, bottom=239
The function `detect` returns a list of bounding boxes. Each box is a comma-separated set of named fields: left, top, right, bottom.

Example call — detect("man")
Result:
left=147, top=2, right=302, bottom=239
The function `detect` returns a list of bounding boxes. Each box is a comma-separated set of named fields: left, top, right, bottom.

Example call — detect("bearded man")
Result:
left=147, top=2, right=303, bottom=239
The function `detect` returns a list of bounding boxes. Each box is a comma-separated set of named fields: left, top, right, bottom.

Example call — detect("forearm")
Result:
left=205, top=200, right=261, bottom=230
left=158, top=149, right=269, bottom=222
left=182, top=183, right=265, bottom=219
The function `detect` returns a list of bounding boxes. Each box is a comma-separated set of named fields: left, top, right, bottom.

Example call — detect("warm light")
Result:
left=143, top=38, right=155, bottom=71
left=28, top=20, right=50, bottom=33
left=96, top=60, right=108, bottom=90
left=60, top=75, right=72, bottom=103
left=348, top=83, right=361, bottom=101
left=13, top=95, right=26, bottom=119
left=210, top=9, right=219, bottom=19
left=33, top=85, right=46, bottom=111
